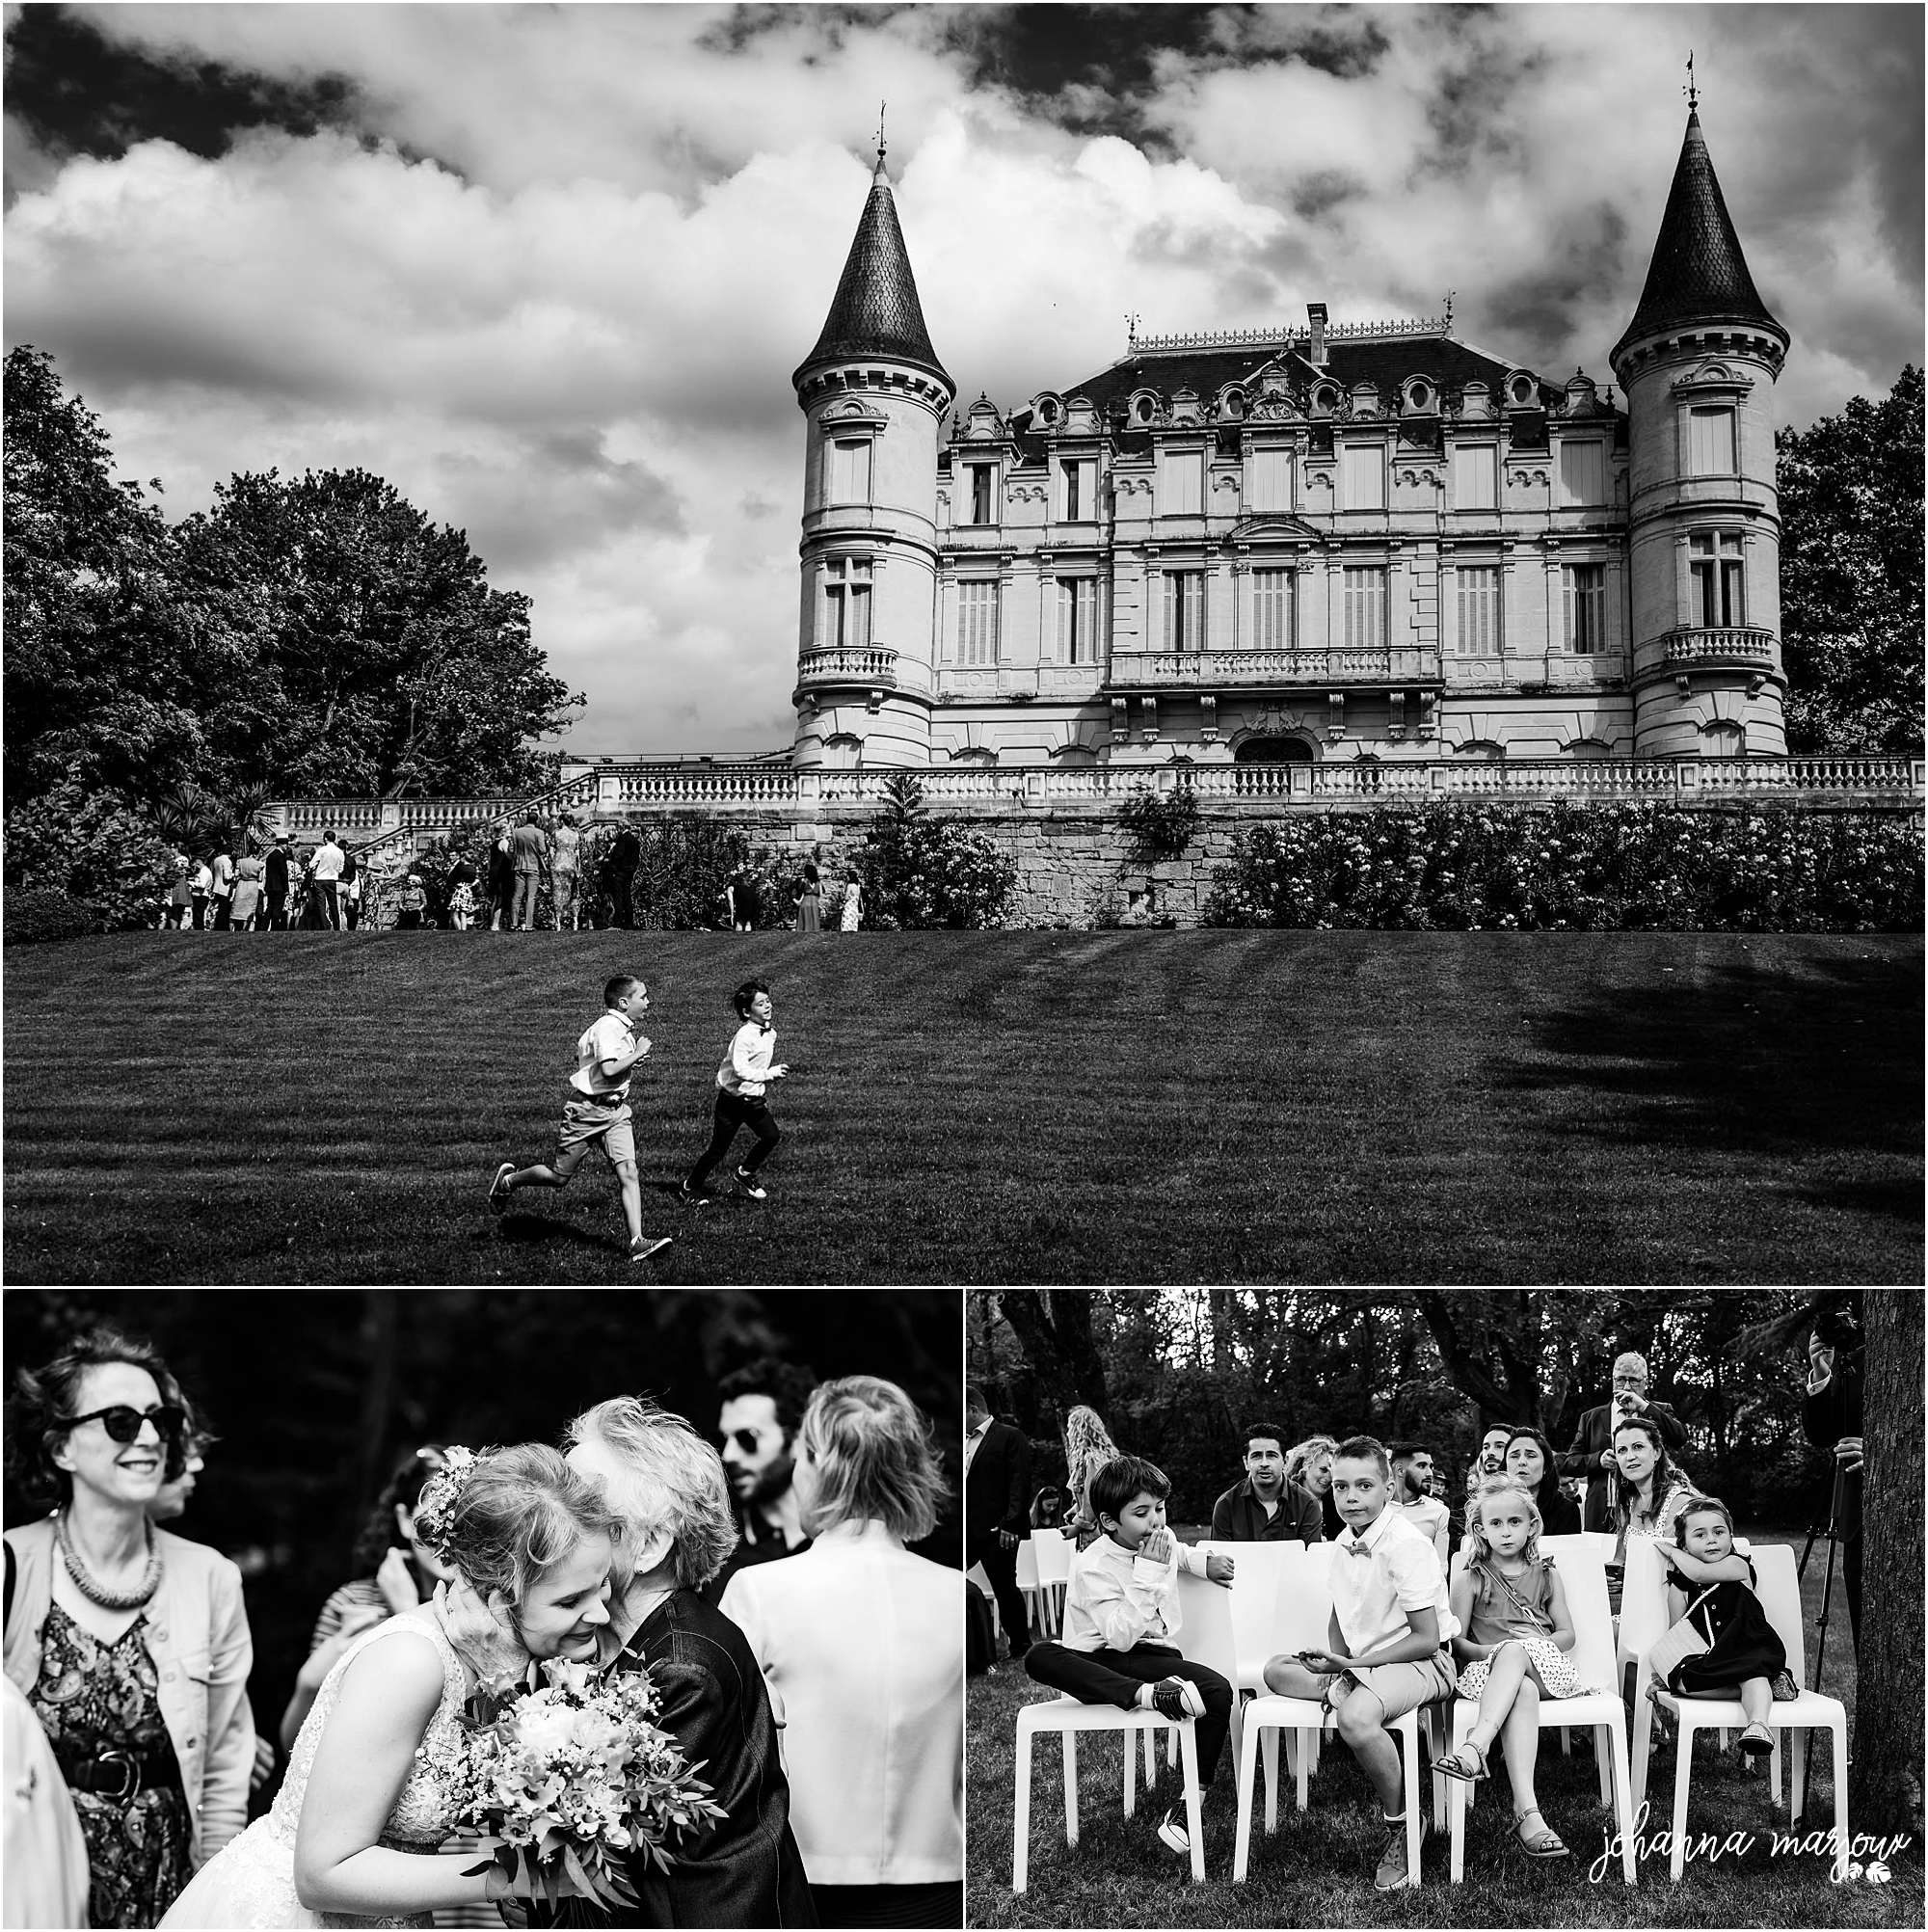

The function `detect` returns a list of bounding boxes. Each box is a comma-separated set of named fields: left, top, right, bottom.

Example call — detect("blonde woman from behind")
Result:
left=720, top=1377, right=961, bottom=1929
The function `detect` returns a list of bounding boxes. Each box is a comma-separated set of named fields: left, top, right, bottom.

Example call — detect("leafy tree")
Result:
left=3, top=346, right=219, bottom=809
left=174, top=467, right=583, bottom=799
left=1778, top=366, right=1924, bottom=754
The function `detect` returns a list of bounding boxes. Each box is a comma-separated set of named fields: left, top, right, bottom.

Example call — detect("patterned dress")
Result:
left=29, top=1604, right=194, bottom=1928
left=158, top=1611, right=472, bottom=1929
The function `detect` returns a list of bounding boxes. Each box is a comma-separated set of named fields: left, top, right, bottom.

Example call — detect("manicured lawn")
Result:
left=2, top=930, right=1919, bottom=1284
left=966, top=1527, right=1915, bottom=1927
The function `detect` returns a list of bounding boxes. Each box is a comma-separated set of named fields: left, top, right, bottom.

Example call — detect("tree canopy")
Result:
left=3, top=346, right=583, bottom=814
left=1778, top=365, right=1924, bottom=755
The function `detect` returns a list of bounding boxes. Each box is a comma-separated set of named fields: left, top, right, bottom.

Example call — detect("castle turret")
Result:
left=1612, top=103, right=1790, bottom=758
left=790, top=146, right=953, bottom=768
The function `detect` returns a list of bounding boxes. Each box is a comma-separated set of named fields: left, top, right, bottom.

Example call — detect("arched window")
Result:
left=1234, top=736, right=1315, bottom=764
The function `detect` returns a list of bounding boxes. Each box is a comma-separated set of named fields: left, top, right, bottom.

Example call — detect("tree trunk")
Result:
left=999, top=1290, right=1111, bottom=1420
left=1850, top=1289, right=1923, bottom=1840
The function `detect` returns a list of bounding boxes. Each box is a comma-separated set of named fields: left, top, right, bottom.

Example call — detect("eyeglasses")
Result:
left=59, top=1404, right=188, bottom=1445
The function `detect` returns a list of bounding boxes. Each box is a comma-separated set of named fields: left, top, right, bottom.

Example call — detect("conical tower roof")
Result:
left=1614, top=107, right=1786, bottom=362
left=793, top=151, right=951, bottom=393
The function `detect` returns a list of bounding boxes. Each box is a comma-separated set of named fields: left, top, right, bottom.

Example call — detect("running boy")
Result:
left=1262, top=1436, right=1459, bottom=1892
left=680, top=979, right=787, bottom=1202
left=1024, top=1455, right=1235, bottom=1857
left=488, top=974, right=673, bottom=1263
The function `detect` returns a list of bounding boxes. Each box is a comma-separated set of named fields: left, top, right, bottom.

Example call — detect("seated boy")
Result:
left=1025, top=1454, right=1235, bottom=1856
left=1262, top=1435, right=1459, bottom=1892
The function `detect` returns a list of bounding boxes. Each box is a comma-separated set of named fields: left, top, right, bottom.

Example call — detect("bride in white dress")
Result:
left=161, top=1443, right=620, bottom=1928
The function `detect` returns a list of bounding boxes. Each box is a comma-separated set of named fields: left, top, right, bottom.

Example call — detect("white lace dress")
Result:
left=158, top=1611, right=474, bottom=1929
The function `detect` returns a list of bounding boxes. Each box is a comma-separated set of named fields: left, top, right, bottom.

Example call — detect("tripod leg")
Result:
left=1797, top=1531, right=1838, bottom=1825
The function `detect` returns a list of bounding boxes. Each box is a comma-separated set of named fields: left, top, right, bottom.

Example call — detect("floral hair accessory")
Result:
left=414, top=1444, right=482, bottom=1558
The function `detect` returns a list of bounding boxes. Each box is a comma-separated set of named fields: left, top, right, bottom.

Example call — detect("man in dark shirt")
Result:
left=1210, top=1421, right=1324, bottom=1543
left=603, top=824, right=641, bottom=928
left=702, top=1356, right=817, bottom=1604
left=963, top=1384, right=1032, bottom=1660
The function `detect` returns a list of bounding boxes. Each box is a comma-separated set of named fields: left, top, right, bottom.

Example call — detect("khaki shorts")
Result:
left=1340, top=1650, right=1458, bottom=1721
left=557, top=1095, right=636, bottom=1167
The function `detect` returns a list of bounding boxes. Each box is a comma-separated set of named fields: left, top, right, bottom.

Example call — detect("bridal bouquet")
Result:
left=434, top=1657, right=725, bottom=1909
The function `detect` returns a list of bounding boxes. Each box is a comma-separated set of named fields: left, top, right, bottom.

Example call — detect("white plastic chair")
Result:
left=1231, top=1542, right=1445, bottom=1886
left=966, top=1563, right=1000, bottom=1646
left=1629, top=1541, right=1848, bottom=1882
left=1015, top=1538, right=1045, bottom=1643
left=1033, top=1527, right=1073, bottom=1635
left=1439, top=1540, right=1636, bottom=1883
left=1193, top=1538, right=1310, bottom=1803
left=1011, top=1569, right=1232, bottom=1891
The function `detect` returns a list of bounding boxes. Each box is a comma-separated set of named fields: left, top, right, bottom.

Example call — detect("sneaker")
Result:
left=488, top=1162, right=515, bottom=1215
left=1374, top=1813, right=1427, bottom=1892
left=1155, top=1808, right=1192, bottom=1856
left=1148, top=1677, right=1207, bottom=1723
left=678, top=1179, right=711, bottom=1208
left=629, top=1235, right=673, bottom=1265
left=735, top=1167, right=768, bottom=1200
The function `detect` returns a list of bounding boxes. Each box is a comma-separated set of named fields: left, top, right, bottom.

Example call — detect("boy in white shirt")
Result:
left=1262, top=1435, right=1459, bottom=1892
left=680, top=979, right=788, bottom=1203
left=487, top=974, right=673, bottom=1263
left=1023, top=1455, right=1235, bottom=1857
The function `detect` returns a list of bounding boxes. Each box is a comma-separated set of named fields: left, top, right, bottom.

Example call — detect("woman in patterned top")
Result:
left=4, top=1326, right=255, bottom=1927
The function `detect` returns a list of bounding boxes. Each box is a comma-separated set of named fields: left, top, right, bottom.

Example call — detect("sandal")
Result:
left=1514, top=1808, right=1569, bottom=1859
left=1738, top=1723, right=1774, bottom=1758
left=1433, top=1738, right=1490, bottom=1783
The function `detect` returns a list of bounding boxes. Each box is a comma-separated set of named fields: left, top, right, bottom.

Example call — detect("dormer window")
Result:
left=968, top=463, right=997, bottom=524
left=1060, top=458, right=1097, bottom=522
left=1507, top=372, right=1538, bottom=409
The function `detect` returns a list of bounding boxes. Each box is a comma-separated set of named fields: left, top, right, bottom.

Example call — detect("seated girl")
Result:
left=1433, top=1478, right=1593, bottom=1860
left=1653, top=1495, right=1786, bottom=1758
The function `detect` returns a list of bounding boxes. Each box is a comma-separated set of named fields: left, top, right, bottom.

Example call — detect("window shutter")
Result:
left=1558, top=441, right=1604, bottom=506
left=1159, top=451, right=1203, bottom=515
left=1452, top=443, right=1497, bottom=511
left=1249, top=447, right=1293, bottom=512
left=1342, top=444, right=1385, bottom=510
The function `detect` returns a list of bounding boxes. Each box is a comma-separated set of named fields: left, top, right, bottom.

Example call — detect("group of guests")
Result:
left=5, top=1329, right=963, bottom=1930
left=160, top=832, right=364, bottom=931
left=972, top=1347, right=1841, bottom=1892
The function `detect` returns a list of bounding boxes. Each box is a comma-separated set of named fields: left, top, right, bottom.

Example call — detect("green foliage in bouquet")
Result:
left=1200, top=802, right=1924, bottom=933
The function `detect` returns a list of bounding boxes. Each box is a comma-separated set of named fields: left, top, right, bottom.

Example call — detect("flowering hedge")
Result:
left=1200, top=802, right=1924, bottom=932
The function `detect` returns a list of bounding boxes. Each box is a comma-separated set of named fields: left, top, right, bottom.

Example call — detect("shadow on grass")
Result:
left=491, top=1211, right=624, bottom=1256
left=1509, top=947, right=1924, bottom=1179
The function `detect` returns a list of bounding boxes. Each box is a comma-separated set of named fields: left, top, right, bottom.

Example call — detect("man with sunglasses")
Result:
left=702, top=1358, right=818, bottom=1604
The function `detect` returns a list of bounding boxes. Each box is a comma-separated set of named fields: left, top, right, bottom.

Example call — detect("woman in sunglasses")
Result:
left=4, top=1326, right=256, bottom=1927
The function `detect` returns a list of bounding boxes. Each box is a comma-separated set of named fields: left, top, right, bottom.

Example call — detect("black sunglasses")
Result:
left=59, top=1404, right=188, bottom=1445
left=721, top=1428, right=769, bottom=1455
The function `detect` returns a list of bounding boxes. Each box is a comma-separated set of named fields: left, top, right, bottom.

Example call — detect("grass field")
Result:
left=966, top=1526, right=1917, bottom=1928
left=2, top=929, right=1919, bottom=1284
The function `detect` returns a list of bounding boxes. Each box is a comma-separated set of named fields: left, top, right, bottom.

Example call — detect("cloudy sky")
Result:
left=6, top=3, right=1921, bottom=758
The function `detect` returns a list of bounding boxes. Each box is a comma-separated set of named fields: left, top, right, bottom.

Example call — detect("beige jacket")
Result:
left=5, top=1517, right=256, bottom=1866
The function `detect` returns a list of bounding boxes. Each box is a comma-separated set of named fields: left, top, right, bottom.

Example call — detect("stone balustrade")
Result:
left=272, top=754, right=1923, bottom=855
left=796, top=645, right=899, bottom=687
left=1634, top=626, right=1779, bottom=678
left=1109, top=647, right=1399, bottom=685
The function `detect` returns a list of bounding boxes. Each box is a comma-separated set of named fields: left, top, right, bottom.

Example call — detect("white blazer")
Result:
left=719, top=1519, right=962, bottom=1886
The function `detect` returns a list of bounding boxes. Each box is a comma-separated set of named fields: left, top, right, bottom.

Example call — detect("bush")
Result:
left=1201, top=802, right=1924, bottom=932
left=862, top=774, right=1017, bottom=929
left=3, top=779, right=182, bottom=931
left=1117, top=780, right=1201, bottom=865
left=4, top=886, right=107, bottom=943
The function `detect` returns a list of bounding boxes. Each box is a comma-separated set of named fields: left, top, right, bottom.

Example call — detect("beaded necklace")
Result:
left=55, top=1508, right=164, bottom=1610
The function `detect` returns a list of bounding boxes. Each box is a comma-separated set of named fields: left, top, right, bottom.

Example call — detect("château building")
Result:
left=790, top=105, right=1791, bottom=775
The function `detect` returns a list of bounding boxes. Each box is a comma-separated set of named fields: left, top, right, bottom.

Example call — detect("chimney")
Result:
left=1307, top=302, right=1328, bottom=366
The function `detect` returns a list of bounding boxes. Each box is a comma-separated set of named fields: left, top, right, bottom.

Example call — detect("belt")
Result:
left=57, top=1743, right=182, bottom=1804
left=568, top=1089, right=628, bottom=1107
